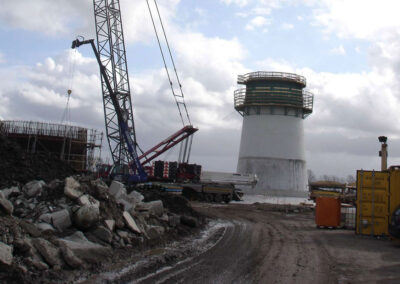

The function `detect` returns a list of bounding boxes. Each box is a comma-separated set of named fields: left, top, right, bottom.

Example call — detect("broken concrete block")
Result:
left=38, top=213, right=52, bottom=224
left=27, top=257, right=49, bottom=270
left=93, top=226, right=113, bottom=243
left=122, top=211, right=141, bottom=234
left=109, top=181, right=127, bottom=200
left=64, top=177, right=82, bottom=199
left=0, top=198, right=13, bottom=215
left=19, top=220, right=42, bottom=237
left=78, top=194, right=100, bottom=209
left=73, top=205, right=99, bottom=229
left=32, top=238, right=62, bottom=267
left=0, top=186, right=20, bottom=199
left=104, top=219, right=115, bottom=232
left=128, top=190, right=144, bottom=204
left=60, top=246, right=83, bottom=269
left=23, top=180, right=45, bottom=197
left=0, top=241, right=13, bottom=266
left=51, top=209, right=71, bottom=231
left=13, top=238, right=33, bottom=254
left=117, top=196, right=134, bottom=211
left=146, top=226, right=165, bottom=240
left=36, top=223, right=56, bottom=234
left=136, top=200, right=164, bottom=217
left=56, top=231, right=111, bottom=263
left=116, top=230, right=129, bottom=239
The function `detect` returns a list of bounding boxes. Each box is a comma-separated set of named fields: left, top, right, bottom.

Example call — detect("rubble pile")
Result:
left=0, top=136, right=76, bottom=188
left=0, top=176, right=202, bottom=283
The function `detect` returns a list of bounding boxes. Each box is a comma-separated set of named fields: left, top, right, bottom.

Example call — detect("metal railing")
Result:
left=234, top=88, right=314, bottom=113
left=238, top=71, right=306, bottom=86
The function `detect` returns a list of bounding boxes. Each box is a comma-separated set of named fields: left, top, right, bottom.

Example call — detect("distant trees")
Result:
left=307, top=169, right=356, bottom=184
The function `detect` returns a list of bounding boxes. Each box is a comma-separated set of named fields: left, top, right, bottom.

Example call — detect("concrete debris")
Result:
left=0, top=173, right=202, bottom=282
left=109, top=181, right=127, bottom=200
left=64, top=177, right=83, bottom=199
left=57, top=231, right=111, bottom=263
left=104, top=219, right=115, bottom=232
left=73, top=205, right=99, bottom=229
left=0, top=186, right=20, bottom=199
left=78, top=194, right=100, bottom=209
left=23, top=180, right=45, bottom=197
left=32, top=238, right=62, bottom=267
left=36, top=223, right=56, bottom=234
left=0, top=198, right=14, bottom=215
left=146, top=226, right=165, bottom=240
left=123, top=211, right=141, bottom=234
left=19, top=220, right=42, bottom=237
left=60, top=246, right=83, bottom=269
left=50, top=209, right=72, bottom=231
left=136, top=200, right=164, bottom=217
left=0, top=241, right=13, bottom=266
left=93, top=226, right=113, bottom=243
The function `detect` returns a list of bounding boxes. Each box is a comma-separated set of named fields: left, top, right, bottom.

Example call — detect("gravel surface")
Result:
left=85, top=202, right=400, bottom=283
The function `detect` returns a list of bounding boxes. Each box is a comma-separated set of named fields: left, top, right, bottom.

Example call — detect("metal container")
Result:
left=356, top=170, right=390, bottom=236
left=315, top=197, right=341, bottom=227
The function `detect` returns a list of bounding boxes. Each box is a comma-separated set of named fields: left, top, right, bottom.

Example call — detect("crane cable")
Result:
left=145, top=0, right=192, bottom=126
left=61, top=48, right=77, bottom=125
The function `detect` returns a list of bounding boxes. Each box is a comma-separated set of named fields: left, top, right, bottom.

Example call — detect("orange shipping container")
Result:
left=315, top=197, right=341, bottom=227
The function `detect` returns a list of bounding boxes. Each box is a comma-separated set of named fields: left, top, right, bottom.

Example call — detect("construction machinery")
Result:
left=72, top=0, right=198, bottom=183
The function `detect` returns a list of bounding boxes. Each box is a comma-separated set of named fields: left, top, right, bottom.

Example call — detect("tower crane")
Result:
left=72, top=0, right=197, bottom=182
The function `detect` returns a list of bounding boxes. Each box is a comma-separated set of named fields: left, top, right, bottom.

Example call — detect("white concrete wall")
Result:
left=237, top=112, right=307, bottom=196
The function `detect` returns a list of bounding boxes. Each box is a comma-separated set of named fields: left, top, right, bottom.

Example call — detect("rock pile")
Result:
left=0, top=176, right=202, bottom=283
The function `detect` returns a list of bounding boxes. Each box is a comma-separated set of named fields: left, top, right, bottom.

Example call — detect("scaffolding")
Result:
left=0, top=120, right=103, bottom=172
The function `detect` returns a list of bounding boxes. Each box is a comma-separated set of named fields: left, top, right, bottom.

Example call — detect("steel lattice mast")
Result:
left=93, top=0, right=136, bottom=165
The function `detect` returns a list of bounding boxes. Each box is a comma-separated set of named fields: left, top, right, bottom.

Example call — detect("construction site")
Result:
left=1, top=1, right=400, bottom=284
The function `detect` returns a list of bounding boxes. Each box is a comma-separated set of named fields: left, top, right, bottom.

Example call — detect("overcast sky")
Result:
left=1, top=0, right=400, bottom=178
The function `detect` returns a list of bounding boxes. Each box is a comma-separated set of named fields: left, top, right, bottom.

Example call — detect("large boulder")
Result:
left=73, top=205, right=99, bottom=229
left=64, top=177, right=83, bottom=199
left=23, top=180, right=45, bottom=197
left=0, top=241, right=13, bottom=266
left=0, top=198, right=13, bottom=215
left=136, top=200, right=164, bottom=217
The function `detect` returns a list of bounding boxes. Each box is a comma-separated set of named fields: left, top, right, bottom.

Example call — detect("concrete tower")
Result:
left=234, top=71, right=314, bottom=197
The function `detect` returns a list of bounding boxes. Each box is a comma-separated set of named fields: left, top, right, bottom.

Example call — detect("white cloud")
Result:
left=330, top=45, right=346, bottom=55
left=281, top=23, right=294, bottom=30
left=297, top=15, right=304, bottom=21
left=245, top=16, right=270, bottom=31
left=312, top=0, right=400, bottom=40
left=220, top=0, right=250, bottom=7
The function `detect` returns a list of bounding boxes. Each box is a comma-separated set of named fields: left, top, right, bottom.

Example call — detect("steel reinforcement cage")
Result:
left=0, top=120, right=103, bottom=171
left=234, top=71, right=314, bottom=118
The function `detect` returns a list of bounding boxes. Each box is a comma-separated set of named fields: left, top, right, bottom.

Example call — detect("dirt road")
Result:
left=85, top=202, right=400, bottom=284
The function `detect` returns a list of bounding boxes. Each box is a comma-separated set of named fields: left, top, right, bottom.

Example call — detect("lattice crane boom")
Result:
left=93, top=0, right=136, bottom=166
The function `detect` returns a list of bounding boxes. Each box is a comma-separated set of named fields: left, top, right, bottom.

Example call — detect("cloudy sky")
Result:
left=1, top=0, right=400, bottom=178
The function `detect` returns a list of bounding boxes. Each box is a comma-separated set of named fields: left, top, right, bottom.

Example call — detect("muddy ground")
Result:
left=80, top=202, right=400, bottom=284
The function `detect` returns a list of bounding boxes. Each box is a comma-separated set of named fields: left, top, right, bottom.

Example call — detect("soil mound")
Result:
left=0, top=135, right=76, bottom=188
